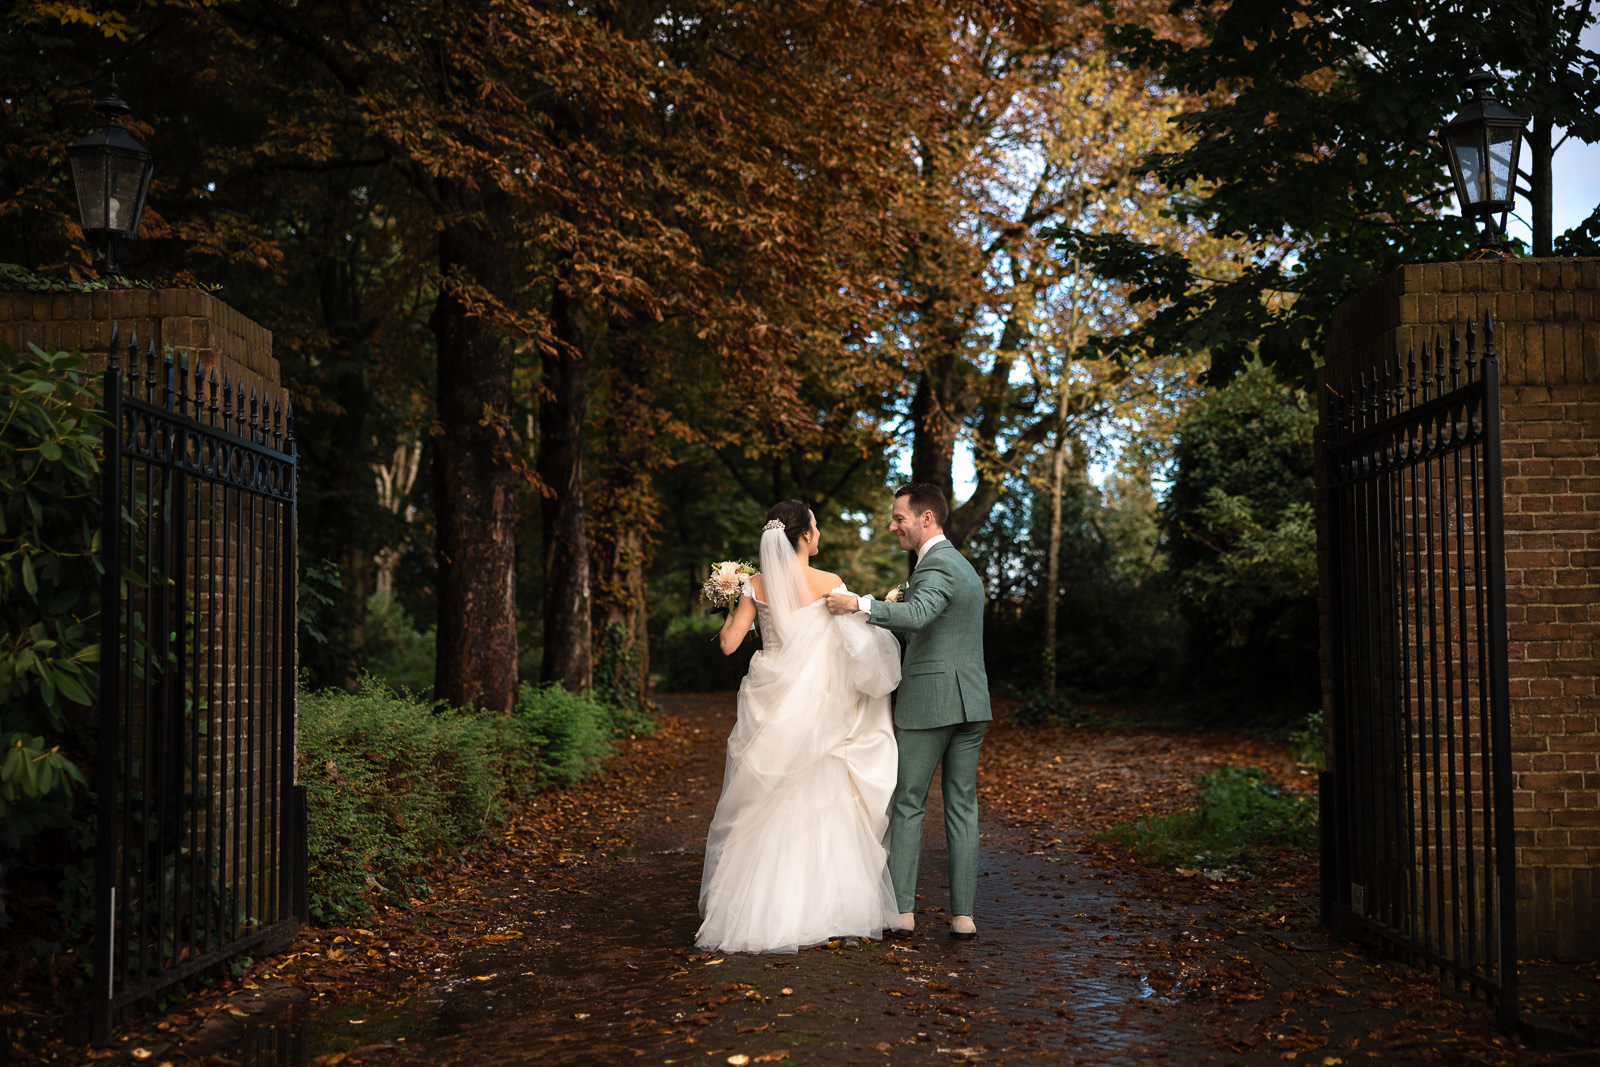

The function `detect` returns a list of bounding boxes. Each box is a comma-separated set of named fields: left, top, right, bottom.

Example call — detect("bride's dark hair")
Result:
left=765, top=500, right=814, bottom=551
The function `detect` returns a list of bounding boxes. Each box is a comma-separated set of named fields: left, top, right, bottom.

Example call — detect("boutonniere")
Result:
left=885, top=583, right=907, bottom=603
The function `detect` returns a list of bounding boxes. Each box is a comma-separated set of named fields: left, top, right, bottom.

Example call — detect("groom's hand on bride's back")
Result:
left=825, top=592, right=860, bottom=615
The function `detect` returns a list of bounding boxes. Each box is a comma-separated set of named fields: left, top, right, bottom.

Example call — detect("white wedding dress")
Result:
left=696, top=552, right=902, bottom=953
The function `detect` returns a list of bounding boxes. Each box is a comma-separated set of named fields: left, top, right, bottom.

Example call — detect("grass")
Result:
left=1096, top=765, right=1317, bottom=873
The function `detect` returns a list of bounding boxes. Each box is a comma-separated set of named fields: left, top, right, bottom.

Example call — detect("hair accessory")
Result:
left=762, top=519, right=786, bottom=533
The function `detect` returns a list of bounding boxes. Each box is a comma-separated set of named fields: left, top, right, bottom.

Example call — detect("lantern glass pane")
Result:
left=1449, top=133, right=1488, bottom=206
left=107, top=151, right=150, bottom=236
left=69, top=153, right=108, bottom=231
left=1488, top=126, right=1517, bottom=203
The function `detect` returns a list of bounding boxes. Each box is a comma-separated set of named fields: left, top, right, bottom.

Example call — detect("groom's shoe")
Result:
left=950, top=915, right=978, bottom=941
left=886, top=912, right=915, bottom=940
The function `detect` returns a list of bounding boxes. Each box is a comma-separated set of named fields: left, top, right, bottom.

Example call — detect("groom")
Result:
left=827, top=484, right=991, bottom=941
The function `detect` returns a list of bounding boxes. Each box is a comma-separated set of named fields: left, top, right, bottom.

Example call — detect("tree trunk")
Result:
left=591, top=524, right=650, bottom=709
left=431, top=177, right=519, bottom=712
left=316, top=255, right=374, bottom=682
left=590, top=359, right=656, bottom=710
left=1529, top=112, right=1553, bottom=257
left=539, top=282, right=594, bottom=693
left=910, top=364, right=953, bottom=497
left=1043, top=419, right=1066, bottom=699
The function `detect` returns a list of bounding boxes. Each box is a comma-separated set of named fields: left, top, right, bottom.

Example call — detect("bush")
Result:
left=298, top=678, right=502, bottom=922
left=1288, top=708, right=1326, bottom=771
left=1162, top=359, right=1319, bottom=711
left=1, top=343, right=101, bottom=913
left=654, top=614, right=756, bottom=692
left=1008, top=692, right=1145, bottom=729
left=508, top=682, right=618, bottom=788
left=1097, top=765, right=1316, bottom=872
left=362, top=591, right=435, bottom=694
left=968, top=469, right=1187, bottom=701
left=298, top=676, right=631, bottom=922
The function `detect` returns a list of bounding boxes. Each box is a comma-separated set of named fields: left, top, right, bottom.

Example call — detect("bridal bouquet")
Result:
left=885, top=583, right=906, bottom=603
left=702, top=560, right=754, bottom=615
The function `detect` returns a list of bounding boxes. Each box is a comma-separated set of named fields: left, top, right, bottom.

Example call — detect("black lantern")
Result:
left=68, top=79, right=154, bottom=276
left=1441, top=69, right=1527, bottom=251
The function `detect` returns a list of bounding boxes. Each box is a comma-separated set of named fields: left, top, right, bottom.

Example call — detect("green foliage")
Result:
left=1554, top=206, right=1600, bottom=256
left=969, top=469, right=1185, bottom=699
left=1163, top=359, right=1318, bottom=708
left=0, top=342, right=101, bottom=863
left=509, top=683, right=618, bottom=788
left=298, top=678, right=502, bottom=922
left=361, top=591, right=435, bottom=695
left=1092, top=0, right=1600, bottom=382
left=296, top=558, right=345, bottom=663
left=0, top=735, right=87, bottom=829
left=1289, top=709, right=1326, bottom=771
left=0, top=262, right=154, bottom=293
left=1178, top=490, right=1316, bottom=649
left=298, top=677, right=628, bottom=922
left=1097, top=766, right=1316, bottom=872
left=653, top=615, right=757, bottom=693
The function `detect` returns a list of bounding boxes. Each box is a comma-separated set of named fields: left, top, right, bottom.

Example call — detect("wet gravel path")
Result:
left=291, top=695, right=1242, bottom=1065
left=139, top=692, right=1596, bottom=1066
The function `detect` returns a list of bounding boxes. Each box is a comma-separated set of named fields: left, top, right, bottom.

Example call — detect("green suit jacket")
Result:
left=867, top=538, right=992, bottom=729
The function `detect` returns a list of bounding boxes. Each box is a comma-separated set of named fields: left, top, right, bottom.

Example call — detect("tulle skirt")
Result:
left=695, top=600, right=901, bottom=953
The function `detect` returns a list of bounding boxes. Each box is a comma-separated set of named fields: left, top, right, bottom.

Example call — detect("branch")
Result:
left=713, top=447, right=767, bottom=505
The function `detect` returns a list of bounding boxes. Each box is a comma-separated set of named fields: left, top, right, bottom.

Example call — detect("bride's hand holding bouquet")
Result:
left=704, top=559, right=759, bottom=653
left=702, top=560, right=754, bottom=616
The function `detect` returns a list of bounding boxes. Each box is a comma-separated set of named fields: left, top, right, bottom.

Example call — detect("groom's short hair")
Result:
left=895, top=483, right=949, bottom=529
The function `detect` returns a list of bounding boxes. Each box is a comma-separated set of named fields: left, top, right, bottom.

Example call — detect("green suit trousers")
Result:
left=889, top=719, right=986, bottom=916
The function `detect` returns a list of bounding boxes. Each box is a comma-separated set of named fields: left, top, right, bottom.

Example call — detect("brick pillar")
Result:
left=0, top=288, right=278, bottom=397
left=1323, top=257, right=1600, bottom=957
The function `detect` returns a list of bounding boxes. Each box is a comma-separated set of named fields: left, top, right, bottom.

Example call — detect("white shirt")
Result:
left=857, top=533, right=946, bottom=614
left=915, top=533, right=948, bottom=562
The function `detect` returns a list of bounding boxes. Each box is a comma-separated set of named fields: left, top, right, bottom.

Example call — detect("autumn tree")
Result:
left=527, top=2, right=959, bottom=701
left=882, top=5, right=1224, bottom=529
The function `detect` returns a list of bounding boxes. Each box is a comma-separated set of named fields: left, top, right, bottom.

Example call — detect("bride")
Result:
left=696, top=500, right=902, bottom=953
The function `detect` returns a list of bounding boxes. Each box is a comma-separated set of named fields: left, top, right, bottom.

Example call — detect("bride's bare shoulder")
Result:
left=808, top=570, right=843, bottom=595
left=749, top=573, right=766, bottom=598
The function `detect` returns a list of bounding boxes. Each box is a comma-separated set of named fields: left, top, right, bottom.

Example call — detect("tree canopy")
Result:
left=4, top=0, right=1595, bottom=710
left=1085, top=0, right=1600, bottom=383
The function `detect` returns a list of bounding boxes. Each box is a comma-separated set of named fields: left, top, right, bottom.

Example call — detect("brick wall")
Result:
left=0, top=287, right=278, bottom=398
left=1323, top=257, right=1600, bottom=957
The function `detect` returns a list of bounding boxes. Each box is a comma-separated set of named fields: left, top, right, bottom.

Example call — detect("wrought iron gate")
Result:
left=1322, top=311, right=1516, bottom=1027
left=93, top=327, right=304, bottom=1044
